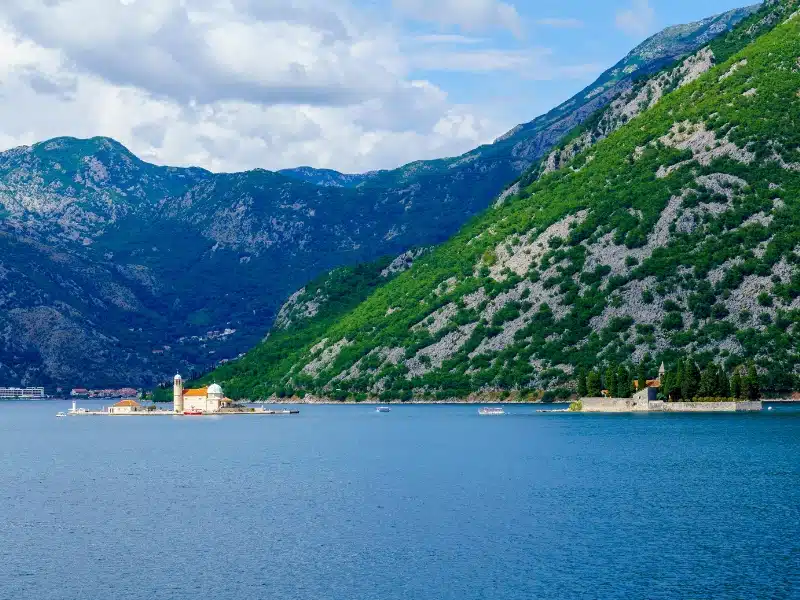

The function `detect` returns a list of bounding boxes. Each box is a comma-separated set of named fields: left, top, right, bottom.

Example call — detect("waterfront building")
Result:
left=0, top=387, right=45, bottom=399
left=173, top=374, right=233, bottom=414
left=109, top=399, right=143, bottom=414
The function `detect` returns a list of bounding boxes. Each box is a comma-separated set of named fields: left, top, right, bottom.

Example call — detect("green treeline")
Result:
left=577, top=358, right=761, bottom=401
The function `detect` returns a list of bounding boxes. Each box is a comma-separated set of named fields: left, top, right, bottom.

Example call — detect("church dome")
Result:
left=207, top=383, right=223, bottom=397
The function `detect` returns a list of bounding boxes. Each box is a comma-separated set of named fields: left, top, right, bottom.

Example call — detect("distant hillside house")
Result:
left=109, top=399, right=143, bottom=414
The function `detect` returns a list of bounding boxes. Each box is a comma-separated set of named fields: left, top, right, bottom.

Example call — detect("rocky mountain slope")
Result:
left=202, top=0, right=800, bottom=400
left=0, top=6, right=756, bottom=388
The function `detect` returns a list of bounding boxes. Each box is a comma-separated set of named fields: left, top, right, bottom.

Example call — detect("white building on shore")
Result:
left=0, top=387, right=45, bottom=399
left=109, top=399, right=143, bottom=414
left=173, top=374, right=232, bottom=414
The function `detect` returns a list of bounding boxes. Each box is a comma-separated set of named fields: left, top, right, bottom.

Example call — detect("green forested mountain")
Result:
left=202, top=0, right=800, bottom=400
left=0, top=7, right=752, bottom=388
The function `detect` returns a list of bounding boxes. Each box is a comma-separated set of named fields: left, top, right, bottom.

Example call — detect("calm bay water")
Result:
left=1, top=400, right=798, bottom=599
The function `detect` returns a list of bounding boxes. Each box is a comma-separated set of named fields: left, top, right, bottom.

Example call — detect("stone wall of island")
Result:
left=579, top=397, right=762, bottom=413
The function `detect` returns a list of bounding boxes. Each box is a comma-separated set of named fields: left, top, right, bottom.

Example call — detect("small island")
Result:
left=570, top=359, right=763, bottom=413
left=62, top=374, right=299, bottom=417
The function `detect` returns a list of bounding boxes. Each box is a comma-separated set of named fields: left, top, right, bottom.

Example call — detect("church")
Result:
left=173, top=374, right=233, bottom=414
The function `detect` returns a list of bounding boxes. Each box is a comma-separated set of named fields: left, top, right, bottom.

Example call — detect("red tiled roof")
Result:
left=113, top=399, right=141, bottom=407
left=183, top=388, right=207, bottom=397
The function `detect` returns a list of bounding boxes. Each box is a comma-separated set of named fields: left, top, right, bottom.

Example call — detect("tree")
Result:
left=673, top=360, right=684, bottom=401
left=605, top=364, right=618, bottom=398
left=745, top=362, right=761, bottom=400
left=659, top=370, right=671, bottom=400
left=577, top=368, right=588, bottom=398
left=587, top=370, right=602, bottom=397
left=717, top=369, right=730, bottom=399
left=681, top=358, right=701, bottom=401
left=637, top=362, right=647, bottom=393
left=731, top=369, right=743, bottom=399
left=698, top=363, right=717, bottom=397
left=616, top=364, right=631, bottom=398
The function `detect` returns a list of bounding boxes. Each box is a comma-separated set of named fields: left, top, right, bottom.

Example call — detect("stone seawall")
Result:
left=580, top=398, right=762, bottom=413
left=581, top=397, right=650, bottom=412
left=649, top=401, right=762, bottom=412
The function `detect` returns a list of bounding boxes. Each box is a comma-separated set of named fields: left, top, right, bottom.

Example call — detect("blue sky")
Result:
left=0, top=0, right=759, bottom=173
left=395, top=0, right=757, bottom=126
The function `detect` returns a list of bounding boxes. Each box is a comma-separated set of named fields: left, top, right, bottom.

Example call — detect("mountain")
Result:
left=0, top=6, right=756, bottom=388
left=277, top=167, right=379, bottom=188
left=200, top=0, right=800, bottom=400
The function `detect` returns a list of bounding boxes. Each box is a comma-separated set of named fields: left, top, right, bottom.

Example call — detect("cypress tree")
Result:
left=659, top=370, right=671, bottom=400
left=745, top=362, right=761, bottom=400
left=717, top=369, right=730, bottom=399
left=637, top=362, right=647, bottom=393
left=628, top=367, right=638, bottom=397
left=577, top=369, right=588, bottom=398
left=682, top=358, right=701, bottom=400
left=698, top=363, right=717, bottom=397
left=673, top=360, right=684, bottom=401
left=731, top=370, right=743, bottom=399
left=587, top=370, right=602, bottom=397
left=605, top=364, right=617, bottom=398
left=616, top=364, right=630, bottom=398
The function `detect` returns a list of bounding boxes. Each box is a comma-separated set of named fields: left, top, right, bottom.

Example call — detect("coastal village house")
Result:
left=173, top=374, right=233, bottom=414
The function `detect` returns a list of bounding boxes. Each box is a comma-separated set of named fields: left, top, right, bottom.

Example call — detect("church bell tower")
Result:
left=173, top=373, right=184, bottom=414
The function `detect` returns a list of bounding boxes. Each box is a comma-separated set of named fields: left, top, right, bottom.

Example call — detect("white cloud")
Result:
left=0, top=0, right=504, bottom=173
left=393, top=0, right=522, bottom=37
left=615, top=0, right=655, bottom=37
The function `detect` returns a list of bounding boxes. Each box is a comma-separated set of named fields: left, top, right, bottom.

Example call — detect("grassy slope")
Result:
left=206, top=1, right=800, bottom=399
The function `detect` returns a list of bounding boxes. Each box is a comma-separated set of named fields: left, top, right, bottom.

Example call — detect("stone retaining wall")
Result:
left=580, top=398, right=762, bottom=413
left=581, top=397, right=650, bottom=412
left=649, top=401, right=762, bottom=412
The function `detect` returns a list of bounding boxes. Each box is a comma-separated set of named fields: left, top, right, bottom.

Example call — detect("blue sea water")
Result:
left=1, top=400, right=798, bottom=600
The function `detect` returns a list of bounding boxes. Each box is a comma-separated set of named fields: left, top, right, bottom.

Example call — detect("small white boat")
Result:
left=376, top=406, right=391, bottom=413
left=56, top=411, right=67, bottom=418
left=479, top=407, right=505, bottom=416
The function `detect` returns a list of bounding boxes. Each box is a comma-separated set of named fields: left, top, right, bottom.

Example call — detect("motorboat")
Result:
left=478, top=407, right=505, bottom=416
left=376, top=406, right=391, bottom=413
left=56, top=411, right=67, bottom=418
left=183, top=410, right=204, bottom=416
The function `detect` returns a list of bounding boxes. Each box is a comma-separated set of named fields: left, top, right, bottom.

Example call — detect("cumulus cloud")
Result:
left=393, top=0, right=522, bottom=37
left=615, top=0, right=655, bottom=37
left=0, top=0, right=504, bottom=173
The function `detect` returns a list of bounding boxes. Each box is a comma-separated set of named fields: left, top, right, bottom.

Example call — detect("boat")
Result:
left=183, top=409, right=204, bottom=416
left=376, top=406, right=391, bottom=413
left=56, top=411, right=67, bottom=418
left=478, top=407, right=505, bottom=416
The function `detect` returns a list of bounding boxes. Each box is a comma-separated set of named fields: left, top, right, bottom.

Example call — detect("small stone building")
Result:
left=109, top=399, right=143, bottom=414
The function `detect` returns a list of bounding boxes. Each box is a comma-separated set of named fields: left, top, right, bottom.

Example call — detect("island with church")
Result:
left=59, top=373, right=299, bottom=417
left=571, top=361, right=763, bottom=413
